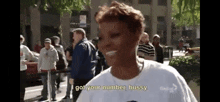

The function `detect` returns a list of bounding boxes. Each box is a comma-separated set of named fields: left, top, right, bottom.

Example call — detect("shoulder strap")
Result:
left=84, top=41, right=98, bottom=65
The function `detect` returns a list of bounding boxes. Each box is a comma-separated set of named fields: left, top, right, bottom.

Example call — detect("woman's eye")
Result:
left=98, top=37, right=102, bottom=41
left=110, top=33, right=120, bottom=38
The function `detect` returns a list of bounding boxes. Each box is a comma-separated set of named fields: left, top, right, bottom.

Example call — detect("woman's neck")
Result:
left=111, top=55, right=141, bottom=80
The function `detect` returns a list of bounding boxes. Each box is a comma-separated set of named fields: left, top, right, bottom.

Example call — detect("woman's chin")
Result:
left=106, top=58, right=117, bottom=66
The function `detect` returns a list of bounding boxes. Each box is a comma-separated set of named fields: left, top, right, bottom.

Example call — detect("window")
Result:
left=144, top=15, right=151, bottom=28
left=121, top=0, right=133, bottom=4
left=157, top=16, right=166, bottom=30
left=144, top=15, right=151, bottom=35
left=158, top=0, right=167, bottom=6
left=138, top=0, right=151, bottom=4
left=157, top=16, right=167, bottom=44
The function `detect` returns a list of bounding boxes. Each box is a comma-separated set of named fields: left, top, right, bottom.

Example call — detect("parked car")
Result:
left=26, top=51, right=40, bottom=81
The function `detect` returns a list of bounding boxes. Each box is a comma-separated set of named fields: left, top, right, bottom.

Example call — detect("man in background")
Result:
left=138, top=32, right=155, bottom=60
left=152, top=34, right=164, bottom=63
left=69, top=28, right=97, bottom=102
left=38, top=38, right=59, bottom=101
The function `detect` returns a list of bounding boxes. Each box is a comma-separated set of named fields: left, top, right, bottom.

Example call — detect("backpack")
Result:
left=85, top=41, right=98, bottom=73
left=55, top=46, right=67, bottom=70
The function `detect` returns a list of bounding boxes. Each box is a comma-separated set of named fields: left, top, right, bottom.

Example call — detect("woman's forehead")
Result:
left=99, top=21, right=127, bottom=31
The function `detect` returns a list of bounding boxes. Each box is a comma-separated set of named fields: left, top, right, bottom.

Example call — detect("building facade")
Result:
left=20, top=0, right=172, bottom=50
left=90, top=0, right=172, bottom=45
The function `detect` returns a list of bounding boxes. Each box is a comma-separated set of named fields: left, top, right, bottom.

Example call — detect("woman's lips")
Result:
left=106, top=51, right=117, bottom=56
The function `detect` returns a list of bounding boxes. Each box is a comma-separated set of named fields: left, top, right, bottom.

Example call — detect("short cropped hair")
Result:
left=52, top=36, right=60, bottom=45
left=141, top=32, right=149, bottom=40
left=72, top=28, right=86, bottom=38
left=142, top=32, right=149, bottom=37
left=95, top=1, right=145, bottom=36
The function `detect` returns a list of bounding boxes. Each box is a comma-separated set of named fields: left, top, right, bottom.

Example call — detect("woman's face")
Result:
left=98, top=21, right=139, bottom=66
left=141, top=34, right=149, bottom=43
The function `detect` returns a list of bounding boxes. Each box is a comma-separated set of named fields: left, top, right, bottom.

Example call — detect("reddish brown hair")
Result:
left=95, top=1, right=145, bottom=36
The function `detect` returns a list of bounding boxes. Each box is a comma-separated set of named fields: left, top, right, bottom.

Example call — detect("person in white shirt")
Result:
left=77, top=1, right=197, bottom=102
left=20, top=35, right=34, bottom=102
left=138, top=32, right=155, bottom=60
left=38, top=38, right=59, bottom=101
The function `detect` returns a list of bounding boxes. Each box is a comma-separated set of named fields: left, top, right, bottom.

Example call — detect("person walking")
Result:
left=62, top=38, right=75, bottom=100
left=38, top=38, right=59, bottom=101
left=50, top=36, right=68, bottom=93
left=20, top=35, right=34, bottom=102
left=69, top=28, right=97, bottom=102
left=152, top=34, right=164, bottom=63
left=92, top=37, right=109, bottom=76
left=77, top=1, right=197, bottom=102
left=137, top=32, right=155, bottom=60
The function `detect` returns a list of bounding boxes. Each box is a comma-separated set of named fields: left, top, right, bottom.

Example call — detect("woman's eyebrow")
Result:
left=109, top=30, right=120, bottom=35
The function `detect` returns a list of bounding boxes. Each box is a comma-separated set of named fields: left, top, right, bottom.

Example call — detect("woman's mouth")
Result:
left=106, top=51, right=117, bottom=56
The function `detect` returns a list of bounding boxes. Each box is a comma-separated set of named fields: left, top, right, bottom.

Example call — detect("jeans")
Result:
left=41, top=72, right=57, bottom=99
left=20, top=70, right=26, bottom=102
left=72, top=78, right=92, bottom=102
left=66, top=67, right=72, bottom=97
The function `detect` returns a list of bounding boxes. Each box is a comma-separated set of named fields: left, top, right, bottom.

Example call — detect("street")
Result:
left=24, top=50, right=185, bottom=102
left=24, top=76, right=72, bottom=102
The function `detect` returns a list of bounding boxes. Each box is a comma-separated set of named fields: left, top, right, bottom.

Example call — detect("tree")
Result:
left=20, top=0, right=91, bottom=16
left=171, top=0, right=200, bottom=27
left=20, top=0, right=91, bottom=47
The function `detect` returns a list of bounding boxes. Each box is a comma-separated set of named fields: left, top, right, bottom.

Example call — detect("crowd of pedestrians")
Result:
left=137, top=32, right=164, bottom=64
left=20, top=28, right=108, bottom=102
left=20, top=1, right=198, bottom=102
left=20, top=35, right=35, bottom=102
left=77, top=1, right=197, bottom=102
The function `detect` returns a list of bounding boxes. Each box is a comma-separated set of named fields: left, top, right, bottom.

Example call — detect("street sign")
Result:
left=80, top=15, right=86, bottom=27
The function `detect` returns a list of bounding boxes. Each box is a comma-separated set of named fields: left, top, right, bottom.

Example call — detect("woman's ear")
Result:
left=136, top=31, right=142, bottom=44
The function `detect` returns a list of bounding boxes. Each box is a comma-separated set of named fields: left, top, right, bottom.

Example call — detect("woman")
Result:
left=77, top=1, right=197, bottom=102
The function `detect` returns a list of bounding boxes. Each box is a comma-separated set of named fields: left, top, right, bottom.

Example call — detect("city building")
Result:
left=90, top=0, right=172, bottom=45
left=20, top=0, right=172, bottom=50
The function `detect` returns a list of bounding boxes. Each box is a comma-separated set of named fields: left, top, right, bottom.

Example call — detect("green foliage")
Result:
left=171, top=0, right=200, bottom=27
left=169, top=55, right=200, bottom=86
left=20, top=0, right=91, bottom=16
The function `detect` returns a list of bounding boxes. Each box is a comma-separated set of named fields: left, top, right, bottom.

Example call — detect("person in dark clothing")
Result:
left=62, top=39, right=75, bottom=100
left=152, top=34, right=164, bottom=63
left=50, top=36, right=68, bottom=93
left=92, top=37, right=109, bottom=76
left=95, top=51, right=109, bottom=75
left=69, top=28, right=97, bottom=102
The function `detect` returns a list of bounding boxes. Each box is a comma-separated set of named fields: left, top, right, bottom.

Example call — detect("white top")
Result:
left=38, top=45, right=59, bottom=71
left=20, top=45, right=32, bottom=71
left=77, top=60, right=197, bottom=102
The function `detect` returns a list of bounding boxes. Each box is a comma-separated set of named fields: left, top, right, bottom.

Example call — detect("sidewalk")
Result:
left=57, top=97, right=73, bottom=102
left=28, top=50, right=185, bottom=102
